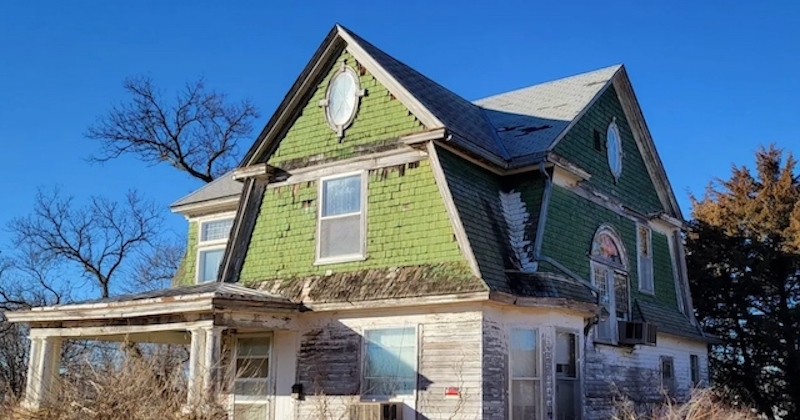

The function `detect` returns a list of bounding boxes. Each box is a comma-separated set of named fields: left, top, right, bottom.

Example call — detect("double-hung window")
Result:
left=363, top=327, right=416, bottom=398
left=637, top=224, right=654, bottom=294
left=317, top=172, right=366, bottom=263
left=660, top=356, right=675, bottom=395
left=197, top=217, right=234, bottom=283
left=510, top=327, right=541, bottom=420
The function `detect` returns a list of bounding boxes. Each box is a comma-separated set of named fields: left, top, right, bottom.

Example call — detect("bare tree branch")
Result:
left=8, top=188, right=163, bottom=298
left=86, top=76, right=259, bottom=183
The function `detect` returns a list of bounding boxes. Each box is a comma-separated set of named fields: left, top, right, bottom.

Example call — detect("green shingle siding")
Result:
left=172, top=222, right=198, bottom=287
left=541, top=185, right=679, bottom=310
left=267, top=51, right=424, bottom=168
left=553, top=85, right=663, bottom=214
left=239, top=160, right=465, bottom=281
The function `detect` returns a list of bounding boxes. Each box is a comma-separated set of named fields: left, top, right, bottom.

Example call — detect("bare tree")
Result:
left=8, top=188, right=163, bottom=298
left=86, top=76, right=259, bottom=183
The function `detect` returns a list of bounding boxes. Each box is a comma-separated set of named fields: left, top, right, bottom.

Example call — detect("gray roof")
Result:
left=474, top=65, right=620, bottom=160
left=170, top=170, right=243, bottom=209
left=78, top=282, right=292, bottom=306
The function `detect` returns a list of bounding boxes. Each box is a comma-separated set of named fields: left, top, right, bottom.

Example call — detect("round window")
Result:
left=324, top=65, right=362, bottom=136
left=607, top=119, right=623, bottom=180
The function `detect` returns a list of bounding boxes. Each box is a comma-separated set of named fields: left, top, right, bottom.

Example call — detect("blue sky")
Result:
left=1, top=1, right=798, bottom=250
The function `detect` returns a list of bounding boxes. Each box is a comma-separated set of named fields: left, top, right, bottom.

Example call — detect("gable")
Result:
left=265, top=50, right=425, bottom=169
left=552, top=85, right=664, bottom=215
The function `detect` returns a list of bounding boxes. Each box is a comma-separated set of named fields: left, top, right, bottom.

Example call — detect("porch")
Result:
left=4, top=283, right=303, bottom=416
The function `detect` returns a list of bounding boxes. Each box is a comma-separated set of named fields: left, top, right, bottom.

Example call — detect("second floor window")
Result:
left=637, top=224, right=654, bottom=294
left=591, top=226, right=630, bottom=345
left=197, top=217, right=233, bottom=283
left=317, top=172, right=365, bottom=263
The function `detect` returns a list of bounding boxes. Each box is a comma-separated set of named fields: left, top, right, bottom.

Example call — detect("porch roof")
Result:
left=4, top=282, right=304, bottom=324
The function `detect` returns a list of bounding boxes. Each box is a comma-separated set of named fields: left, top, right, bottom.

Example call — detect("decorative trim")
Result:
left=426, top=142, right=482, bottom=279
left=320, top=63, right=364, bottom=138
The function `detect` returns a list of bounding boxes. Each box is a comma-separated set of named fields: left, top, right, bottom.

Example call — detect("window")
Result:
left=511, top=328, right=541, bottom=420
left=233, top=336, right=271, bottom=419
left=363, top=327, right=416, bottom=398
left=660, top=356, right=675, bottom=395
left=606, top=118, right=623, bottom=180
left=591, top=227, right=629, bottom=345
left=197, top=217, right=234, bottom=283
left=556, top=331, right=581, bottom=420
left=690, top=355, right=700, bottom=387
left=317, top=173, right=366, bottom=263
left=637, top=224, right=654, bottom=294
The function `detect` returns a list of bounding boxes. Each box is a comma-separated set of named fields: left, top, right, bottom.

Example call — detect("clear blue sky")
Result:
left=1, top=1, right=798, bottom=248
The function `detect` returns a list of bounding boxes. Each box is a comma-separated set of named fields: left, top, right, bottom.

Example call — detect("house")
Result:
left=7, top=25, right=712, bottom=420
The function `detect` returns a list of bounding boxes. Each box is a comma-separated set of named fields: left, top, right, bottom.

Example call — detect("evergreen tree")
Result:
left=687, top=145, right=800, bottom=419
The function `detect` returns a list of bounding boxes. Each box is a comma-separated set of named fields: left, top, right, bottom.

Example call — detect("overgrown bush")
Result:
left=613, top=388, right=758, bottom=420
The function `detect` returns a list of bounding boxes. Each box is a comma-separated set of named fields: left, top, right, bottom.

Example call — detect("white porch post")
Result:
left=202, top=326, right=225, bottom=399
left=187, top=327, right=207, bottom=407
left=22, top=335, right=62, bottom=410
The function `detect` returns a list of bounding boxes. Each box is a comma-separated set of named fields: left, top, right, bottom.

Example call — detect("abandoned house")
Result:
left=7, top=24, right=713, bottom=420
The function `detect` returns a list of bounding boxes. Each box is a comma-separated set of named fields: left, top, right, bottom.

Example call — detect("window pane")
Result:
left=238, top=338, right=271, bottom=357
left=322, top=176, right=361, bottom=216
left=233, top=403, right=268, bottom=420
left=614, top=272, right=629, bottom=319
left=236, top=357, right=269, bottom=379
left=319, top=215, right=361, bottom=258
left=512, top=380, right=540, bottom=420
left=199, top=249, right=224, bottom=282
left=556, top=332, right=577, bottom=379
left=364, top=327, right=416, bottom=397
left=596, top=317, right=613, bottom=342
left=511, top=328, right=538, bottom=378
left=201, top=218, right=233, bottom=242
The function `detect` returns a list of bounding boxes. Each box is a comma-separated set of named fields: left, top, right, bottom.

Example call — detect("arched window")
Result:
left=590, top=226, right=630, bottom=344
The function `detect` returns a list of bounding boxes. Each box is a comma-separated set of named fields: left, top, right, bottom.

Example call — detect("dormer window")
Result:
left=590, top=226, right=630, bottom=344
left=197, top=216, right=234, bottom=283
left=316, top=172, right=366, bottom=264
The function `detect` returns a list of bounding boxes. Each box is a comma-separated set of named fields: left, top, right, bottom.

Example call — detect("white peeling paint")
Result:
left=499, top=189, right=536, bottom=272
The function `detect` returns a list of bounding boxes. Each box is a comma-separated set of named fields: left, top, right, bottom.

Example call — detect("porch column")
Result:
left=202, top=326, right=225, bottom=399
left=22, top=335, right=62, bottom=410
left=186, top=327, right=207, bottom=407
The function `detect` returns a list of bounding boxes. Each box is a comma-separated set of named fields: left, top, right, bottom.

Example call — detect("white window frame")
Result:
left=509, top=326, right=543, bottom=420
left=195, top=213, right=235, bottom=284
left=232, top=333, right=274, bottom=417
left=637, top=223, right=654, bottom=294
left=360, top=325, right=418, bottom=400
left=315, top=171, right=368, bottom=265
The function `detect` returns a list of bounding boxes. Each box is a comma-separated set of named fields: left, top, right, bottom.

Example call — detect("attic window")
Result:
left=607, top=119, right=623, bottom=180
left=316, top=172, right=366, bottom=264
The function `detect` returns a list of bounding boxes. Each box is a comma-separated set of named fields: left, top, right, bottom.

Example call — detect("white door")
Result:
left=232, top=335, right=273, bottom=420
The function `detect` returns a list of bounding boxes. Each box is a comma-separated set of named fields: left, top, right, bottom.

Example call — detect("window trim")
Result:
left=508, top=325, right=543, bottom=420
left=660, top=355, right=675, bottom=395
left=360, top=325, right=418, bottom=401
left=690, top=354, right=701, bottom=387
left=194, top=213, right=235, bottom=284
left=232, top=333, right=274, bottom=405
left=315, top=171, right=368, bottom=265
left=637, top=223, right=655, bottom=295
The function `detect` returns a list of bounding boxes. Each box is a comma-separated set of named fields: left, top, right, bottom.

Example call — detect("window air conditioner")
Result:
left=618, top=321, right=657, bottom=346
left=348, top=402, right=403, bottom=420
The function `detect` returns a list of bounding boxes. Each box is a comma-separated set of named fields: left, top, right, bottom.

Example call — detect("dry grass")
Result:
left=612, top=388, right=758, bottom=420
left=1, top=354, right=227, bottom=420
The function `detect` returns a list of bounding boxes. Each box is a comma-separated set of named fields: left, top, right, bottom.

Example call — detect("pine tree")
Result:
left=687, top=145, right=800, bottom=419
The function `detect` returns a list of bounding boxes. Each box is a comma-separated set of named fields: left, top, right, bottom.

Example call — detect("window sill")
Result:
left=314, top=254, right=367, bottom=266
left=638, top=288, right=655, bottom=296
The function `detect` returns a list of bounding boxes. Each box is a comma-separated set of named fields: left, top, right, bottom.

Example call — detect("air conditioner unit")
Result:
left=618, top=321, right=657, bottom=346
left=348, top=402, right=404, bottom=420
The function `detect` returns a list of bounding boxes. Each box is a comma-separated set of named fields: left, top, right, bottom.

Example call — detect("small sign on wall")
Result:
left=444, top=387, right=460, bottom=398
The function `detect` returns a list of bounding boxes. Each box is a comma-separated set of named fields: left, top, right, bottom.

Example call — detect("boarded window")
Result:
left=638, top=224, right=654, bottom=293
left=511, top=328, right=541, bottom=420
left=363, top=327, right=416, bottom=398
left=318, top=173, right=364, bottom=261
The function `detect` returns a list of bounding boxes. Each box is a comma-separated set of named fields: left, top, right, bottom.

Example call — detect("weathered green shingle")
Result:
left=239, top=160, right=466, bottom=282
left=267, top=51, right=424, bottom=169
left=172, top=221, right=198, bottom=287
left=553, top=85, right=663, bottom=214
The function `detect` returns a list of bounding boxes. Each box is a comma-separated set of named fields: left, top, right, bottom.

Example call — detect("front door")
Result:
left=232, top=335, right=274, bottom=420
left=555, top=331, right=581, bottom=420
